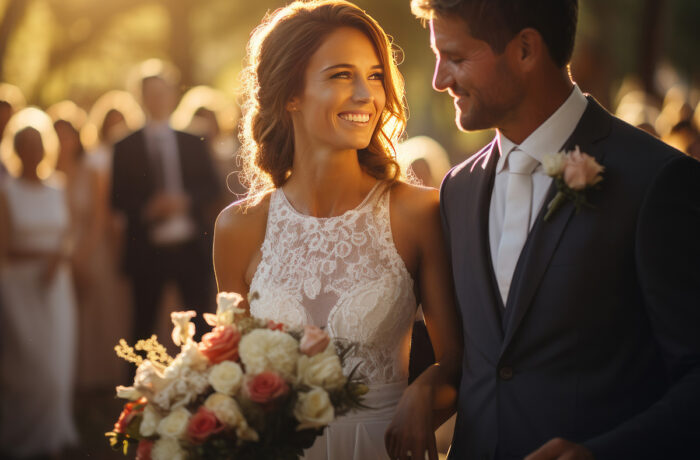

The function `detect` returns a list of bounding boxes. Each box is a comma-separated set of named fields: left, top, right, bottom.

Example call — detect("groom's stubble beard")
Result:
left=456, top=57, right=525, bottom=133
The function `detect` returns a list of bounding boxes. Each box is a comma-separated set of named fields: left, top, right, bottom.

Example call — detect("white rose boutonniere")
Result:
left=543, top=146, right=604, bottom=221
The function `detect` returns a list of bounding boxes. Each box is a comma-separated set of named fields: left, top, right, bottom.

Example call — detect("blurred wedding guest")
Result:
left=111, top=60, right=221, bottom=342
left=50, top=101, right=135, bottom=389
left=397, top=135, right=451, bottom=188
left=0, top=83, right=26, bottom=183
left=171, top=85, right=245, bottom=200
left=0, top=108, right=78, bottom=458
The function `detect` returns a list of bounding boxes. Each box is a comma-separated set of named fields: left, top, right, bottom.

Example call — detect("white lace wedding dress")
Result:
left=250, top=182, right=418, bottom=459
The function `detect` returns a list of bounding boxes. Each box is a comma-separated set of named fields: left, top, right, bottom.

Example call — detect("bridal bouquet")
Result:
left=106, top=292, right=367, bottom=460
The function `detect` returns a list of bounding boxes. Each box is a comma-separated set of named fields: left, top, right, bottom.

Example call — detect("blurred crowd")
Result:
left=0, top=57, right=698, bottom=459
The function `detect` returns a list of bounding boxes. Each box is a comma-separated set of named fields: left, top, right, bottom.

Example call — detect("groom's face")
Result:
left=430, top=15, right=524, bottom=132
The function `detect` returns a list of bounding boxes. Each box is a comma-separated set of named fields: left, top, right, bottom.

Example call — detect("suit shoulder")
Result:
left=608, top=116, right=683, bottom=165
left=446, top=139, right=497, bottom=181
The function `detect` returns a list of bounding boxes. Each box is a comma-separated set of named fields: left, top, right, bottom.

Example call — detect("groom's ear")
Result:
left=509, top=28, right=544, bottom=72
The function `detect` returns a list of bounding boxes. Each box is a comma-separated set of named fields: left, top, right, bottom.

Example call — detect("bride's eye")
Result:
left=369, top=72, right=385, bottom=81
left=330, top=71, right=352, bottom=79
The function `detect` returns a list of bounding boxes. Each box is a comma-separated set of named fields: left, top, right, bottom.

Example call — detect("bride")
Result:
left=213, top=1, right=461, bottom=458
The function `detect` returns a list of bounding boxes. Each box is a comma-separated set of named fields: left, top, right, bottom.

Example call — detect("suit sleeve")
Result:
left=110, top=138, right=143, bottom=220
left=584, top=155, right=700, bottom=459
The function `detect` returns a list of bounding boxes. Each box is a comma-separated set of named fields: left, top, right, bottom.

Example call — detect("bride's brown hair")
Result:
left=238, top=0, right=407, bottom=203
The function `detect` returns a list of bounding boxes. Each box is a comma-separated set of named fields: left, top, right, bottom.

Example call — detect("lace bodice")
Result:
left=249, top=183, right=418, bottom=384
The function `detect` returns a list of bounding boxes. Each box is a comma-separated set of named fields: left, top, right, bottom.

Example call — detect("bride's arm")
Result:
left=213, top=195, right=270, bottom=314
left=385, top=185, right=463, bottom=460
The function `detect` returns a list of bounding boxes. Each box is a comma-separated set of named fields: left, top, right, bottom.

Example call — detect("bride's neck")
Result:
left=283, top=147, right=374, bottom=218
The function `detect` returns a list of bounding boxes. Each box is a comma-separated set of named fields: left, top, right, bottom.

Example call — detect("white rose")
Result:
left=294, top=388, right=334, bottom=430
left=164, top=342, right=209, bottom=378
left=542, top=152, right=567, bottom=177
left=156, top=407, right=190, bottom=439
left=209, top=361, right=244, bottom=395
left=297, top=346, right=346, bottom=390
left=134, top=361, right=169, bottom=397
left=204, top=393, right=245, bottom=428
left=151, top=437, right=185, bottom=460
left=239, top=329, right=299, bottom=380
left=139, top=404, right=161, bottom=437
left=115, top=385, right=142, bottom=401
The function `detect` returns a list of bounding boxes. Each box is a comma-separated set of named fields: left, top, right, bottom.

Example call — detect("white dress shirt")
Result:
left=488, top=85, right=589, bottom=285
left=144, top=121, right=196, bottom=245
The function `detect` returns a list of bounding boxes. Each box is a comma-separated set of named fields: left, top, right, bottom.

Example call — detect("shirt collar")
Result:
left=145, top=119, right=173, bottom=137
left=496, top=85, right=588, bottom=173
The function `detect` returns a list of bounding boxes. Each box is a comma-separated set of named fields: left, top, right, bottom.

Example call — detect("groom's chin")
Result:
left=456, top=112, right=491, bottom=133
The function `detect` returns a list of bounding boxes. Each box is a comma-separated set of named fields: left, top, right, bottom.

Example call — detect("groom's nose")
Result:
left=432, top=58, right=452, bottom=92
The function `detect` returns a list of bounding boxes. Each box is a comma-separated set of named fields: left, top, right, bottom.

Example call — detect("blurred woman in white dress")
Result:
left=0, top=108, right=78, bottom=458
left=213, top=1, right=462, bottom=458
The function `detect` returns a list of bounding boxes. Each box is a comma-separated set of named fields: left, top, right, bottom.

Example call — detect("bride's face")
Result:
left=289, top=27, right=386, bottom=153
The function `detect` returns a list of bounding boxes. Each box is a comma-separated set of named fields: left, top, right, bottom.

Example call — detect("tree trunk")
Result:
left=0, top=0, right=29, bottom=80
left=639, top=0, right=667, bottom=97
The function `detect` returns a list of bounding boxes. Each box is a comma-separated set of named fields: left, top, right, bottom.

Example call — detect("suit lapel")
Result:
left=464, top=140, right=505, bottom=346
left=501, top=97, right=613, bottom=351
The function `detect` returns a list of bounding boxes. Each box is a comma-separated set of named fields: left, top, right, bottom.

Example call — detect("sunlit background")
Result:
left=1, top=0, right=698, bottom=160
left=0, top=0, right=698, bottom=458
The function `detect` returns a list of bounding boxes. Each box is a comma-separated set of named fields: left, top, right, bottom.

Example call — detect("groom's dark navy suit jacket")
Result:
left=440, top=97, right=700, bottom=460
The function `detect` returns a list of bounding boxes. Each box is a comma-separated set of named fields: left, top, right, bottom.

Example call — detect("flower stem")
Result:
left=544, top=191, right=567, bottom=222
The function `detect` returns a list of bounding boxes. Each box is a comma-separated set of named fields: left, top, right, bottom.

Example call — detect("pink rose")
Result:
left=299, top=325, right=330, bottom=357
left=199, top=325, right=241, bottom=364
left=267, top=320, right=285, bottom=331
left=114, top=397, right=146, bottom=434
left=245, top=371, right=290, bottom=406
left=187, top=407, right=225, bottom=444
left=136, top=440, right=153, bottom=460
left=563, top=147, right=604, bottom=191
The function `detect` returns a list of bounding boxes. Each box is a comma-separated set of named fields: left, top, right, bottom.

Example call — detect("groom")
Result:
left=411, top=0, right=700, bottom=459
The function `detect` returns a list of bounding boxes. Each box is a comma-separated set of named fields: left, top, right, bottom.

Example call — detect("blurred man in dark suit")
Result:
left=111, top=60, right=221, bottom=342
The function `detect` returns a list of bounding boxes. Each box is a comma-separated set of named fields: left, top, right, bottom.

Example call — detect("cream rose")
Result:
left=156, top=407, right=190, bottom=439
left=139, top=404, right=162, bottom=437
left=294, top=388, right=334, bottom=430
left=239, top=329, right=299, bottom=380
left=151, top=437, right=185, bottom=460
left=209, top=361, right=244, bottom=395
left=203, top=393, right=245, bottom=428
left=297, top=346, right=346, bottom=390
left=542, top=152, right=567, bottom=176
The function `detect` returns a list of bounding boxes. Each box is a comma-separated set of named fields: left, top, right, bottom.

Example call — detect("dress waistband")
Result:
left=334, top=381, right=407, bottom=424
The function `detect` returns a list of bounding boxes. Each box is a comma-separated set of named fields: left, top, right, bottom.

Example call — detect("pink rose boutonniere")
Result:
left=542, top=146, right=604, bottom=221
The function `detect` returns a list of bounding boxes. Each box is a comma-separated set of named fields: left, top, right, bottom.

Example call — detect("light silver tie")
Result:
left=495, top=149, right=539, bottom=305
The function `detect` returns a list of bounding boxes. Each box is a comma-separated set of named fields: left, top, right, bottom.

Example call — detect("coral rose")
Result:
left=114, top=397, right=146, bottom=434
left=299, top=325, right=330, bottom=356
left=267, top=320, right=285, bottom=331
left=136, top=440, right=153, bottom=460
left=245, top=371, right=290, bottom=405
left=187, top=407, right=225, bottom=444
left=199, top=325, right=241, bottom=364
left=563, top=147, right=604, bottom=191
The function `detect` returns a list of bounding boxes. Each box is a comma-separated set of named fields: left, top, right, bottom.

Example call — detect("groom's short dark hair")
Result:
left=411, top=0, right=578, bottom=68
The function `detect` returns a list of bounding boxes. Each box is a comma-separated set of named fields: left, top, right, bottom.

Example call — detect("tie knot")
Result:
left=507, top=149, right=538, bottom=175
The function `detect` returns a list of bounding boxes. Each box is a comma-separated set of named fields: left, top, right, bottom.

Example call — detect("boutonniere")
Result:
left=542, top=146, right=604, bottom=222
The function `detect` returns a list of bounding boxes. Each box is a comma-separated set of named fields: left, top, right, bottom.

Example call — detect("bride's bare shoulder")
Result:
left=390, top=181, right=440, bottom=219
left=215, top=191, right=273, bottom=243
